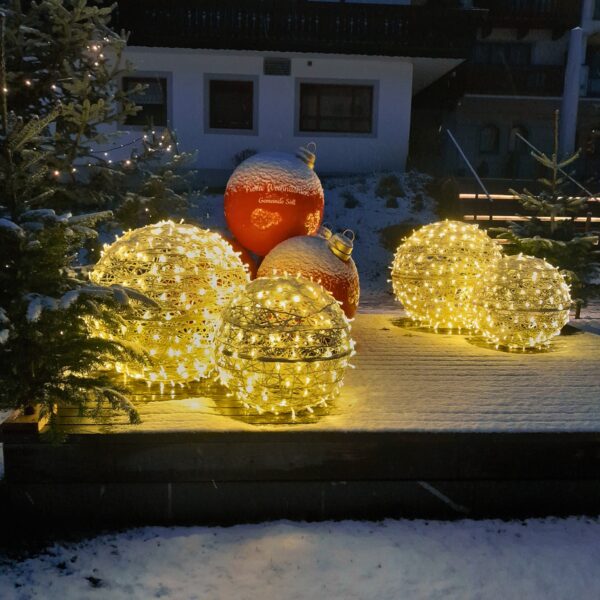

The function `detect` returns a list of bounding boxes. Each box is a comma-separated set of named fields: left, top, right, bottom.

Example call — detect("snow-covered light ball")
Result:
left=215, top=276, right=354, bottom=417
left=391, top=220, right=502, bottom=330
left=89, top=221, right=249, bottom=385
left=473, top=254, right=571, bottom=350
left=224, top=147, right=324, bottom=256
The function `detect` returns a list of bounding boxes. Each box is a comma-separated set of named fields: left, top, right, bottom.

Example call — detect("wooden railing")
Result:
left=466, top=64, right=565, bottom=96
left=473, top=0, right=581, bottom=29
left=113, top=0, right=484, bottom=58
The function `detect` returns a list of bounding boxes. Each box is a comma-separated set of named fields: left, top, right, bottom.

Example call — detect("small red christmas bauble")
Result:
left=225, top=237, right=258, bottom=279
left=257, top=230, right=360, bottom=318
left=224, top=147, right=324, bottom=256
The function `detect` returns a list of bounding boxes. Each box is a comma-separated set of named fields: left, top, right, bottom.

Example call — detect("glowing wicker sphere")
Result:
left=215, top=276, right=354, bottom=416
left=473, top=254, right=571, bottom=350
left=90, top=220, right=249, bottom=384
left=391, top=220, right=502, bottom=330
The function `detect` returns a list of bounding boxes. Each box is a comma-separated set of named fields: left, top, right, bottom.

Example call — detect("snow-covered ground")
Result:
left=1, top=517, right=600, bottom=599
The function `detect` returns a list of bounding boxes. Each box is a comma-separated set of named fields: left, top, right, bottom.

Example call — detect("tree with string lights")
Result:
left=0, top=3, right=166, bottom=430
left=2, top=0, right=194, bottom=223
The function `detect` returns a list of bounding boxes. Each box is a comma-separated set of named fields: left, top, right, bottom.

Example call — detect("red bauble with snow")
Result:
left=257, top=229, right=360, bottom=318
left=224, top=147, right=324, bottom=257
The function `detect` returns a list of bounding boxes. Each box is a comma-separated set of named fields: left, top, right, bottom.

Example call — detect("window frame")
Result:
left=121, top=72, right=172, bottom=130
left=204, top=74, right=259, bottom=136
left=295, top=78, right=378, bottom=138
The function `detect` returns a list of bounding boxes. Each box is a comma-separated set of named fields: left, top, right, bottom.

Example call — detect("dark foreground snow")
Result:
left=1, top=518, right=600, bottom=599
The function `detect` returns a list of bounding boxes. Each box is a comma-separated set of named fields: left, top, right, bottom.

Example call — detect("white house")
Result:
left=111, top=0, right=482, bottom=182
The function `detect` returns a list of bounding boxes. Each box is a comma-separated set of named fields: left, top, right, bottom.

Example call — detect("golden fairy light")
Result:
left=391, top=220, right=502, bottom=330
left=215, top=276, right=355, bottom=417
left=89, top=220, right=249, bottom=385
left=473, top=254, right=571, bottom=350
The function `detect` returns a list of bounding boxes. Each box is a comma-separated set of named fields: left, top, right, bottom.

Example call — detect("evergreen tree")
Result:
left=0, top=11, right=150, bottom=429
left=3, top=0, right=194, bottom=218
left=492, top=111, right=600, bottom=292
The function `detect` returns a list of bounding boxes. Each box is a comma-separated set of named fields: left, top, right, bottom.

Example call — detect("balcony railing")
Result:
left=466, top=64, right=565, bottom=96
left=113, top=0, right=484, bottom=59
left=473, top=0, right=581, bottom=30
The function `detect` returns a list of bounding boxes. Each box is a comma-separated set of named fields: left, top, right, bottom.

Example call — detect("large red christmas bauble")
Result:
left=224, top=148, right=324, bottom=256
left=257, top=231, right=360, bottom=318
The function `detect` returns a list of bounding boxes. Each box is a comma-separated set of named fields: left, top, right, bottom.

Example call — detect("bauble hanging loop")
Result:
left=328, top=229, right=354, bottom=262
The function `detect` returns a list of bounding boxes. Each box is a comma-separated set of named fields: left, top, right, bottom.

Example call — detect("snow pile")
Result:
left=191, top=170, right=436, bottom=302
left=2, top=518, right=600, bottom=599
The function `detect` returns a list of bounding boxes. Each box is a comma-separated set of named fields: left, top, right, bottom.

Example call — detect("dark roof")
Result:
left=113, top=1, right=485, bottom=60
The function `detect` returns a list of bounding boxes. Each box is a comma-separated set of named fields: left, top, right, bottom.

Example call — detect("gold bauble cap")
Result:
left=328, top=229, right=354, bottom=262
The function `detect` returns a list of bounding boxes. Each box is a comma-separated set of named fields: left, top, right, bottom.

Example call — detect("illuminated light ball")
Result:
left=215, top=276, right=355, bottom=417
left=257, top=229, right=360, bottom=318
left=473, top=254, right=571, bottom=350
left=90, top=220, right=249, bottom=385
left=224, top=146, right=325, bottom=256
left=391, top=220, right=502, bottom=330
left=225, top=236, right=258, bottom=279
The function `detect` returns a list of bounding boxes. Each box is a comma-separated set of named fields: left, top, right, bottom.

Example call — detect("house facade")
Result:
left=111, top=1, right=481, bottom=181
left=412, top=0, right=600, bottom=181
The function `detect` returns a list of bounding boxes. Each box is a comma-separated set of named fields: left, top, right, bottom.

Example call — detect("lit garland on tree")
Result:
left=215, top=276, right=355, bottom=417
left=89, top=221, right=249, bottom=386
left=473, top=254, right=571, bottom=350
left=391, top=220, right=502, bottom=330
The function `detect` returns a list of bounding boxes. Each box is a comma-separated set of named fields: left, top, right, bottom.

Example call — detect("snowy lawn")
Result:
left=1, top=518, right=600, bottom=599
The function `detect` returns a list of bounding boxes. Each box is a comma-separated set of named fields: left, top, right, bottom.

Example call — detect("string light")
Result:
left=215, top=276, right=355, bottom=417
left=89, top=221, right=249, bottom=386
left=391, top=220, right=502, bottom=330
left=473, top=254, right=571, bottom=350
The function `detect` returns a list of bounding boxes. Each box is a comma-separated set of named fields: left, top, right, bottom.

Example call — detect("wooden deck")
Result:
left=2, top=313, right=600, bottom=522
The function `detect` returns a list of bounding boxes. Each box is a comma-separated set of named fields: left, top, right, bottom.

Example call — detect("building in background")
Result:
left=111, top=1, right=481, bottom=183
left=412, top=0, right=600, bottom=183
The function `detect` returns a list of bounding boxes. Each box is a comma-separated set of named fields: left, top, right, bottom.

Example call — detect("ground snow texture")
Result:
left=2, top=518, right=600, bottom=599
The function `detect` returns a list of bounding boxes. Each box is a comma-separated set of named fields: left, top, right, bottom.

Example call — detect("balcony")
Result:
left=473, top=0, right=581, bottom=33
left=466, top=63, right=565, bottom=96
left=113, top=0, right=485, bottom=59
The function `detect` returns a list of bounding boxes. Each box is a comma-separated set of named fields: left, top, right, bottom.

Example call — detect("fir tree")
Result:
left=492, top=111, right=600, bottom=292
left=0, top=12, right=149, bottom=430
left=3, top=0, right=194, bottom=218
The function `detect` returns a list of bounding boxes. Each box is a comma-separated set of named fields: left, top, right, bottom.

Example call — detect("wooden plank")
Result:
left=6, top=479, right=600, bottom=523
left=31, top=314, right=600, bottom=434
left=1, top=407, right=48, bottom=435
left=5, top=432, right=600, bottom=483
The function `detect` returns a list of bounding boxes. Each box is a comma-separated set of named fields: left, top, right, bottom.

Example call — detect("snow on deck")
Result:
left=55, top=313, right=600, bottom=434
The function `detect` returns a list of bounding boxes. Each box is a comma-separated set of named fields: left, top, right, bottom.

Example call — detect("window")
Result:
left=299, top=83, right=374, bottom=134
left=479, top=124, right=499, bottom=154
left=123, top=76, right=168, bottom=127
left=472, top=43, right=531, bottom=66
left=208, top=79, right=254, bottom=131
